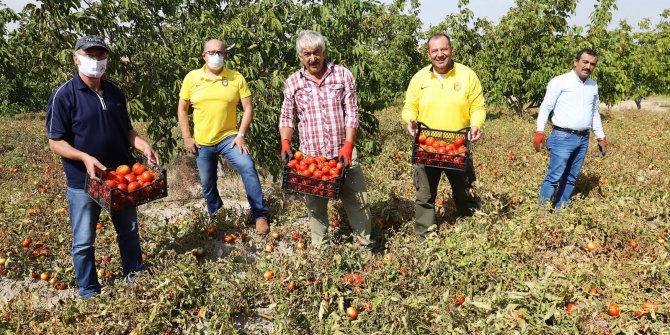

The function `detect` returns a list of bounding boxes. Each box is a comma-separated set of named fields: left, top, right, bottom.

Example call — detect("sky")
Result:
left=3, top=0, right=668, bottom=30
left=388, top=0, right=667, bottom=30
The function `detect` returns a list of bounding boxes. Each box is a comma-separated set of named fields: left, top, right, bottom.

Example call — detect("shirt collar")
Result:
left=570, top=68, right=592, bottom=84
left=72, top=71, right=107, bottom=91
left=299, top=61, right=333, bottom=80
left=428, top=61, right=455, bottom=77
left=199, top=65, right=228, bottom=80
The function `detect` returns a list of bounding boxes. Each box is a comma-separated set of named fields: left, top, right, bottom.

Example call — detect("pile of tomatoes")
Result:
left=284, top=151, right=345, bottom=198
left=87, top=162, right=166, bottom=212
left=414, top=133, right=469, bottom=168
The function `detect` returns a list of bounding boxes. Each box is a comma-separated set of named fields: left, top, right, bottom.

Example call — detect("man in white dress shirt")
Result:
left=533, top=48, right=608, bottom=209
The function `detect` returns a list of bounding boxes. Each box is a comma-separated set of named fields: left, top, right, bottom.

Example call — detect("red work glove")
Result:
left=280, top=139, right=291, bottom=160
left=597, top=138, right=607, bottom=157
left=533, top=132, right=546, bottom=152
left=338, top=141, right=354, bottom=166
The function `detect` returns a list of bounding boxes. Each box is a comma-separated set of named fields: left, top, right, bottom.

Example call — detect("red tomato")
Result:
left=425, top=137, right=435, bottom=146
left=453, top=137, right=465, bottom=148
left=140, top=171, right=154, bottom=183
left=418, top=134, right=427, bottom=144
left=127, top=181, right=141, bottom=192
left=308, top=163, right=317, bottom=173
left=105, top=171, right=117, bottom=180
left=336, top=162, right=343, bottom=170
left=288, top=159, right=298, bottom=168
left=132, top=163, right=147, bottom=175
left=117, top=183, right=128, bottom=191
left=608, top=303, right=620, bottom=316
left=346, top=307, right=358, bottom=320
left=116, top=165, right=131, bottom=176
left=294, top=151, right=303, bottom=161
left=313, top=170, right=323, bottom=179
left=124, top=173, right=137, bottom=183
left=302, top=169, right=313, bottom=177
left=328, top=159, right=337, bottom=168
left=321, top=165, right=331, bottom=173
left=329, top=168, right=340, bottom=177
left=106, top=180, right=118, bottom=188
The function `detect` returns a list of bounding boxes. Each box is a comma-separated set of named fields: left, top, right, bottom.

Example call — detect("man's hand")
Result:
left=230, top=135, right=250, bottom=155
left=184, top=137, right=199, bottom=155
left=143, top=146, right=160, bottom=165
left=338, top=141, right=354, bottom=166
left=533, top=132, right=546, bottom=152
left=469, top=126, right=481, bottom=141
left=406, top=119, right=417, bottom=137
left=280, top=139, right=291, bottom=160
left=82, top=154, right=106, bottom=179
left=597, top=138, right=607, bottom=157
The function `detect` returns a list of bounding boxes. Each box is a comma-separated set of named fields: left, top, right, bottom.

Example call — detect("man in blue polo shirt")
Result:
left=46, top=35, right=159, bottom=298
left=534, top=48, right=608, bottom=210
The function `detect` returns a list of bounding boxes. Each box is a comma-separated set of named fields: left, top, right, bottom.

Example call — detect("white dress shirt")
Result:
left=536, top=69, right=605, bottom=139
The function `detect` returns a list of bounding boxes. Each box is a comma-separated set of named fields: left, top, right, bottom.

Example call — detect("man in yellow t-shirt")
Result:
left=177, top=38, right=269, bottom=234
left=401, top=33, right=486, bottom=238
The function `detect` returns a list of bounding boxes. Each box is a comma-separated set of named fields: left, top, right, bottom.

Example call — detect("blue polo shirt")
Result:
left=46, top=72, right=134, bottom=189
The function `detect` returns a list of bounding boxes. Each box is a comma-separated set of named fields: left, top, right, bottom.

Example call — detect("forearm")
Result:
left=128, top=129, right=151, bottom=152
left=177, top=99, right=193, bottom=140
left=48, top=139, right=89, bottom=162
left=239, top=97, right=254, bottom=134
left=279, top=127, right=294, bottom=142
left=344, top=127, right=356, bottom=144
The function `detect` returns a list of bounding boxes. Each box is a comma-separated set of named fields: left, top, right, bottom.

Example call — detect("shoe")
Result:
left=255, top=218, right=270, bottom=235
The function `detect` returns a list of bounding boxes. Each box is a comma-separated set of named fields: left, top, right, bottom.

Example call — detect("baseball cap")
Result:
left=74, top=35, right=110, bottom=52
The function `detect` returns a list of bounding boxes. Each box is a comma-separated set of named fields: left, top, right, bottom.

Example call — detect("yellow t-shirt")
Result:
left=179, top=66, right=251, bottom=146
left=402, top=63, right=486, bottom=131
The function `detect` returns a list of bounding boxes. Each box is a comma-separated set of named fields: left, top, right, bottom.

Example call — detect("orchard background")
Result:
left=1, top=0, right=669, bottom=334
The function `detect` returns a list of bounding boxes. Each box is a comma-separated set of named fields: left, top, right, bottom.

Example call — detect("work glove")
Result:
left=338, top=141, right=354, bottom=166
left=597, top=138, right=607, bottom=157
left=280, top=139, right=292, bottom=160
left=533, top=132, right=546, bottom=152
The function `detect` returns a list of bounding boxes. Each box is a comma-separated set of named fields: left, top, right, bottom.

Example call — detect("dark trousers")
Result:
left=413, top=164, right=479, bottom=237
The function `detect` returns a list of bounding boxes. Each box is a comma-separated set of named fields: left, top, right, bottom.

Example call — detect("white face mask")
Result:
left=76, top=54, right=107, bottom=78
left=207, top=54, right=224, bottom=70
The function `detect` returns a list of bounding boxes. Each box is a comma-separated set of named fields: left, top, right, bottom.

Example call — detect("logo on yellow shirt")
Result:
left=222, top=79, right=228, bottom=87
left=453, top=82, right=462, bottom=91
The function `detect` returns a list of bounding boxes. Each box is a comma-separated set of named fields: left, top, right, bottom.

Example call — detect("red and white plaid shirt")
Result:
left=279, top=62, right=359, bottom=159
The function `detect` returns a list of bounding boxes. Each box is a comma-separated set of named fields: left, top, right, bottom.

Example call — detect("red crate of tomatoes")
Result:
left=411, top=122, right=472, bottom=171
left=85, top=159, right=167, bottom=213
left=282, top=152, right=346, bottom=199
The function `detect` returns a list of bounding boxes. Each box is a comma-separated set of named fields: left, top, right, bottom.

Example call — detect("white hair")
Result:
left=295, top=30, right=326, bottom=54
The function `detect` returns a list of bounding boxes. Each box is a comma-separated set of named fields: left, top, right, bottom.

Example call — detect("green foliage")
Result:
left=0, top=0, right=422, bottom=178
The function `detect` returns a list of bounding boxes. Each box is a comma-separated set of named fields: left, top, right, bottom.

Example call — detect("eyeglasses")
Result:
left=204, top=50, right=225, bottom=56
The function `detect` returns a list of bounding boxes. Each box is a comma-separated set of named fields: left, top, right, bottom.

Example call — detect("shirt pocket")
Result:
left=327, top=84, right=345, bottom=102
left=294, top=88, right=313, bottom=111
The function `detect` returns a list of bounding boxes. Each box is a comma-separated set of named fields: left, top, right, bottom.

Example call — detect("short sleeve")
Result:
left=46, top=84, right=72, bottom=140
left=179, top=71, right=194, bottom=101
left=238, top=74, right=251, bottom=99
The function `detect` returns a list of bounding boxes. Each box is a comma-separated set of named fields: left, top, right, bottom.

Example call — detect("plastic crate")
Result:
left=85, top=159, right=167, bottom=213
left=281, top=157, right=346, bottom=199
left=410, top=122, right=472, bottom=171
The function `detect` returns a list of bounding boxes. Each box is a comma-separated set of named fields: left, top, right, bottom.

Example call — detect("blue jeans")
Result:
left=67, top=187, right=145, bottom=298
left=539, top=130, right=590, bottom=209
left=195, top=135, right=268, bottom=221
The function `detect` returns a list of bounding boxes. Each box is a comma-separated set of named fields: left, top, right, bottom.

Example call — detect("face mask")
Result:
left=76, top=54, right=107, bottom=78
left=207, top=54, right=224, bottom=70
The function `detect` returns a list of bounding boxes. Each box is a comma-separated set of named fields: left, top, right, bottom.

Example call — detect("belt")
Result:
left=553, top=126, right=589, bottom=136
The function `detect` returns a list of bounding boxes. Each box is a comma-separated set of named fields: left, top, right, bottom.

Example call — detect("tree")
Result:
left=4, top=0, right=422, bottom=177
left=469, top=0, right=577, bottom=116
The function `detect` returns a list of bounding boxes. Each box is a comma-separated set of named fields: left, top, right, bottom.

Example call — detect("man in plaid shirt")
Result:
left=279, top=30, right=373, bottom=249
